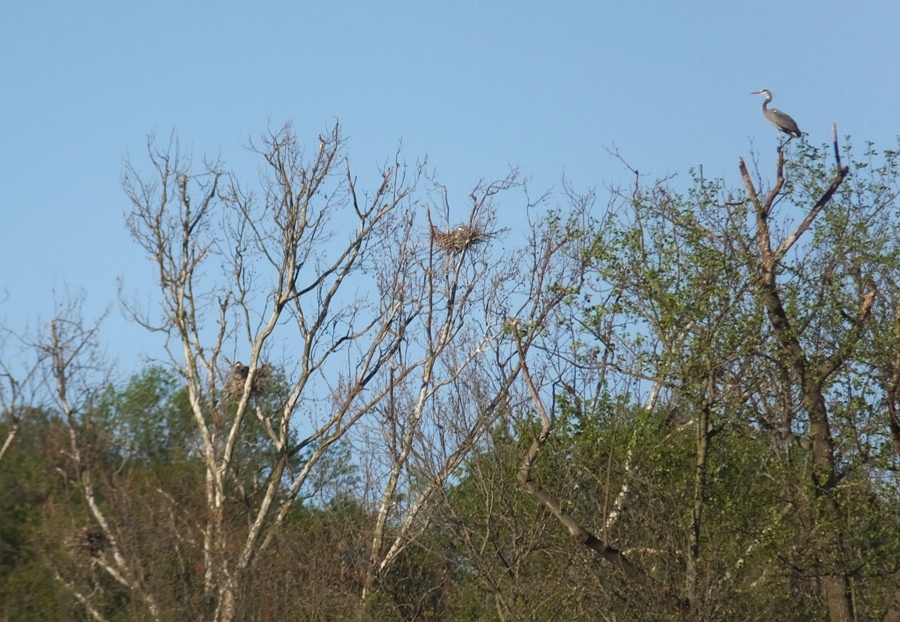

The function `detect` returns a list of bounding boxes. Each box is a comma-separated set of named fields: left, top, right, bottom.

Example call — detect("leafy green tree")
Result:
left=92, top=366, right=195, bottom=463
left=501, top=138, right=900, bottom=621
left=0, top=410, right=81, bottom=622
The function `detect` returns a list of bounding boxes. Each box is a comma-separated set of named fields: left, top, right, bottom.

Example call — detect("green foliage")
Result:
left=5, top=137, right=900, bottom=621
left=0, top=412, right=82, bottom=621
left=436, top=139, right=900, bottom=620
left=93, top=366, right=195, bottom=463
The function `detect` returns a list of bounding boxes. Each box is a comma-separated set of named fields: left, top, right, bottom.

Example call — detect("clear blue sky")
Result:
left=2, top=1, right=898, bottom=373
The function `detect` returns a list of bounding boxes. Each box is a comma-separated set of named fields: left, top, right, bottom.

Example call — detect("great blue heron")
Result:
left=752, top=89, right=802, bottom=139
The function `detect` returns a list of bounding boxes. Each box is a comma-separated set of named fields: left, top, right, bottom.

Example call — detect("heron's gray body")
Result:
left=752, top=89, right=802, bottom=138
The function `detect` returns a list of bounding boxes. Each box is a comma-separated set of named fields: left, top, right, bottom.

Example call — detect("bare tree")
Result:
left=32, top=294, right=163, bottom=622
left=0, top=317, right=42, bottom=464
left=119, top=120, right=430, bottom=621
left=358, top=179, right=583, bottom=598
left=117, top=120, right=586, bottom=620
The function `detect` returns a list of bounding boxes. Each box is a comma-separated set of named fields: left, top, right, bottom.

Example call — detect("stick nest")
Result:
left=71, top=525, right=108, bottom=559
left=224, top=363, right=272, bottom=399
left=431, top=225, right=490, bottom=253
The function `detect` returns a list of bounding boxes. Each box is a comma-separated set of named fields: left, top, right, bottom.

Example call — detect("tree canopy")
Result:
left=2, top=124, right=900, bottom=621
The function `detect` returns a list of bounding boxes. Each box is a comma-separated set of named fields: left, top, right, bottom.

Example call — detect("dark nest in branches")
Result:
left=431, top=224, right=492, bottom=253
left=224, top=362, right=272, bottom=399
left=70, top=525, right=108, bottom=559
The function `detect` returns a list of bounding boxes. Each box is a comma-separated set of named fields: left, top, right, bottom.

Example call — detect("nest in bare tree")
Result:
left=224, top=362, right=271, bottom=399
left=431, top=224, right=490, bottom=253
left=71, top=525, right=108, bottom=559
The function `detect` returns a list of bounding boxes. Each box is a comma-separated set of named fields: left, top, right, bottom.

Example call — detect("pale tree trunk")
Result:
left=40, top=299, right=162, bottom=622
left=122, top=122, right=431, bottom=621
left=0, top=323, right=41, bottom=465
